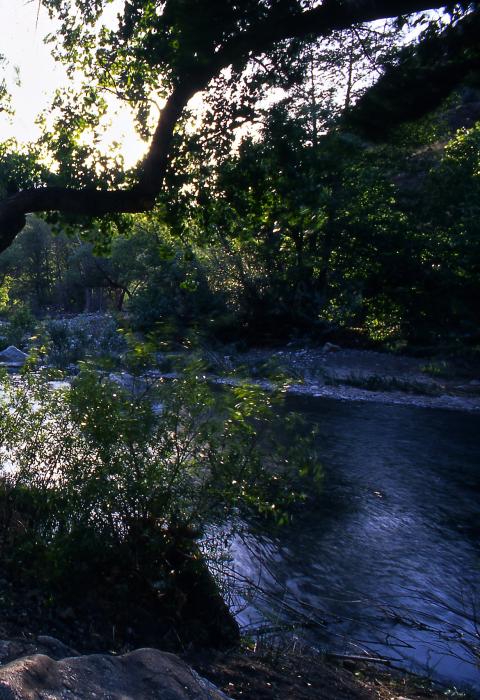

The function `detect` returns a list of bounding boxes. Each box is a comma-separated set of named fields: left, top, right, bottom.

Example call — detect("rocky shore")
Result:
left=0, top=634, right=460, bottom=700
left=205, top=344, right=480, bottom=412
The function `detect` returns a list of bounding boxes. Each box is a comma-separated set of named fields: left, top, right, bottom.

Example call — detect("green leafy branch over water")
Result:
left=0, top=364, right=321, bottom=647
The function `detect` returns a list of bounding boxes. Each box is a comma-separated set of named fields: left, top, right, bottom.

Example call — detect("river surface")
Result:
left=231, top=396, right=480, bottom=690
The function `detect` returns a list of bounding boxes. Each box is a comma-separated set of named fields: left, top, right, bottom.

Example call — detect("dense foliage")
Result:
left=0, top=364, right=320, bottom=646
left=1, top=91, right=478, bottom=350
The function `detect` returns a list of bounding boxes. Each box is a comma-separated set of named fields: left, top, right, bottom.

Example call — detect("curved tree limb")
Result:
left=0, top=0, right=461, bottom=251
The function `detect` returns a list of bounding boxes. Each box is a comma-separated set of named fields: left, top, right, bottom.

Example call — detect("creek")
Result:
left=2, top=371, right=479, bottom=688
left=232, top=396, right=480, bottom=690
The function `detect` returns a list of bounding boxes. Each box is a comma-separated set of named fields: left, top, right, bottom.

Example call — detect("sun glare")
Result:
left=0, top=0, right=148, bottom=169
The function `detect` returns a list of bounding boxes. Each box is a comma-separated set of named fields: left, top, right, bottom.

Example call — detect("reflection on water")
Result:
left=232, top=397, right=480, bottom=689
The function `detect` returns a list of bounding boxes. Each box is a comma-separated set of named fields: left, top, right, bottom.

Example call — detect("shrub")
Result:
left=44, top=315, right=126, bottom=368
left=0, top=365, right=320, bottom=648
left=4, top=303, right=36, bottom=349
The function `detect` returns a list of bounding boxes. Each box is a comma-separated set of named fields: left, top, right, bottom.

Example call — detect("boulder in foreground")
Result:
left=0, top=648, right=231, bottom=700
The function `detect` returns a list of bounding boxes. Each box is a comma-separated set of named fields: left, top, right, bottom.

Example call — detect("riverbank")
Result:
left=0, top=631, right=467, bottom=699
left=3, top=310, right=479, bottom=412
left=201, top=344, right=480, bottom=412
left=190, top=645, right=465, bottom=700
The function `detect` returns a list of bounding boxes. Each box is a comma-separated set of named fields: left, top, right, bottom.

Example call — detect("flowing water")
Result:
left=232, top=396, right=480, bottom=690
left=3, top=374, right=479, bottom=687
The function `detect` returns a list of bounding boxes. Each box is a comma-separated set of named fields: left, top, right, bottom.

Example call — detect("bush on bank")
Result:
left=0, top=364, right=321, bottom=649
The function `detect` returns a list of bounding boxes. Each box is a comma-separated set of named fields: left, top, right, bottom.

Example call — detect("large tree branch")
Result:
left=215, top=0, right=449, bottom=61
left=344, top=7, right=480, bottom=136
left=0, top=187, right=156, bottom=251
left=140, top=0, right=451, bottom=192
left=0, top=0, right=466, bottom=252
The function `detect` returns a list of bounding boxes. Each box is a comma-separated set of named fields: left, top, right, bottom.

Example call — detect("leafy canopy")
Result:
left=0, top=0, right=477, bottom=252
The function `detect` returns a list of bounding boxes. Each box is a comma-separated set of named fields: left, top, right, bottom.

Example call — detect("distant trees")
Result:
left=0, top=217, right=224, bottom=342
left=0, top=218, right=122, bottom=314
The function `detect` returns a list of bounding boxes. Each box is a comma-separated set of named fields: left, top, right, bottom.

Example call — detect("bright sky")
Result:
left=0, top=0, right=148, bottom=168
left=0, top=2, right=444, bottom=171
